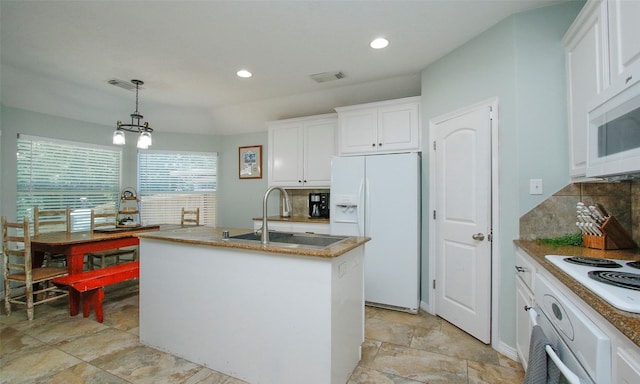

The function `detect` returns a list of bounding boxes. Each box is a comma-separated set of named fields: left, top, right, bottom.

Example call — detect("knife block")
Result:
left=582, top=216, right=637, bottom=250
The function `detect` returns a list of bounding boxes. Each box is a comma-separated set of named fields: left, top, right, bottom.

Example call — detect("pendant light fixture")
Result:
left=112, top=79, right=153, bottom=149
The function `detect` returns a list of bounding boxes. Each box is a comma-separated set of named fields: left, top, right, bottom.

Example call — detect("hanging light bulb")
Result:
left=113, top=128, right=126, bottom=145
left=137, top=131, right=152, bottom=149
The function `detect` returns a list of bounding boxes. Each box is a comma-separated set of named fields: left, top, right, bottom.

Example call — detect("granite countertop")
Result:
left=137, top=226, right=368, bottom=259
left=515, top=240, right=640, bottom=348
left=252, top=216, right=330, bottom=224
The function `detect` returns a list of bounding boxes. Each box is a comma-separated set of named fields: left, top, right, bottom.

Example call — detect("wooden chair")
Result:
left=181, top=208, right=200, bottom=226
left=2, top=216, right=69, bottom=321
left=87, top=209, right=137, bottom=270
left=34, top=206, right=71, bottom=267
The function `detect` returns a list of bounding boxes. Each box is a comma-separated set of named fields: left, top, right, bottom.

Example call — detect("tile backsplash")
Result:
left=279, top=188, right=330, bottom=218
left=520, top=181, right=639, bottom=246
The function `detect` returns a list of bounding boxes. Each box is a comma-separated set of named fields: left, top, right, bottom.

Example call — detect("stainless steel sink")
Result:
left=228, top=231, right=348, bottom=249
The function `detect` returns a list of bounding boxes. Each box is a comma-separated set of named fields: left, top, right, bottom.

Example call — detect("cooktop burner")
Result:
left=546, top=255, right=640, bottom=313
left=564, top=256, right=622, bottom=268
left=588, top=271, right=640, bottom=291
left=627, top=261, right=640, bottom=270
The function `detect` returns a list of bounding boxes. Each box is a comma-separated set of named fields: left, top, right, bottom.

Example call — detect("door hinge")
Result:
left=433, top=141, right=436, bottom=150
left=489, top=106, right=493, bottom=120
left=433, top=279, right=436, bottom=289
left=433, top=210, right=436, bottom=220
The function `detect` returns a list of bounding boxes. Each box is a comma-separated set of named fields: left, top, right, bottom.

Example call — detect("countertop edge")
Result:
left=514, top=239, right=640, bottom=348
left=138, top=226, right=369, bottom=259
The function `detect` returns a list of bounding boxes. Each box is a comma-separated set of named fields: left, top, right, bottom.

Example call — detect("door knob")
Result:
left=472, top=233, right=485, bottom=241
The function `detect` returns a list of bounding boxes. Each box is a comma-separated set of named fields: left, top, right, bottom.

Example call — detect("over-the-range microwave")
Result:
left=587, top=66, right=640, bottom=180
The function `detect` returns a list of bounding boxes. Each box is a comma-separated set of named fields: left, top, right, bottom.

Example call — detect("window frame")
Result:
left=137, top=149, right=217, bottom=226
left=16, top=134, right=122, bottom=232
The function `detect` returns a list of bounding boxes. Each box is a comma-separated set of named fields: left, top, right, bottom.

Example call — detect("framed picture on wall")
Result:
left=239, top=145, right=262, bottom=179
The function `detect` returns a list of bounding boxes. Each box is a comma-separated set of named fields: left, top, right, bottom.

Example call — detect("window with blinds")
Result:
left=137, top=150, right=217, bottom=226
left=17, top=135, right=122, bottom=231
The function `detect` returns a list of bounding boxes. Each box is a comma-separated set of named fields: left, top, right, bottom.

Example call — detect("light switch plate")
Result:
left=529, top=179, right=543, bottom=195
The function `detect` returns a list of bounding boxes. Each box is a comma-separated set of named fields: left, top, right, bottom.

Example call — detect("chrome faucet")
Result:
left=262, top=186, right=291, bottom=244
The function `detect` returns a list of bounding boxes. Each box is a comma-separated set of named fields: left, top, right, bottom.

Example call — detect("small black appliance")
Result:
left=309, top=193, right=330, bottom=218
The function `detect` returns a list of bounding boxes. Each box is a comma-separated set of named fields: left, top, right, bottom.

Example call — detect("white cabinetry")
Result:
left=267, top=114, right=336, bottom=187
left=564, top=0, right=640, bottom=178
left=617, top=344, right=640, bottom=384
left=514, top=249, right=536, bottom=369
left=336, top=97, right=420, bottom=155
left=607, top=0, right=640, bottom=87
left=564, top=0, right=609, bottom=178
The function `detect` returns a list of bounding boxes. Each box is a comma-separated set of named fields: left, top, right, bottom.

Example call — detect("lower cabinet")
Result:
left=515, top=278, right=534, bottom=369
left=514, top=249, right=536, bottom=369
left=616, top=342, right=640, bottom=383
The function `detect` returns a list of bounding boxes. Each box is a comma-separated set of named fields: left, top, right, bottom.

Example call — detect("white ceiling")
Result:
left=1, top=0, right=564, bottom=136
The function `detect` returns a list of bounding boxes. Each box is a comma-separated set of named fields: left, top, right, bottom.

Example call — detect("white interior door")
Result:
left=433, top=103, right=492, bottom=343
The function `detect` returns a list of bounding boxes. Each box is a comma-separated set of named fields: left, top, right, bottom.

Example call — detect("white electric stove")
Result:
left=545, top=255, right=640, bottom=313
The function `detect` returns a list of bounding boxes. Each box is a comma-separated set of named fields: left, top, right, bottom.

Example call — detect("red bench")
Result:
left=52, top=261, right=139, bottom=323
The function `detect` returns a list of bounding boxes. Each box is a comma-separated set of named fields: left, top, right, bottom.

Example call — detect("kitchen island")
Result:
left=137, top=226, right=369, bottom=384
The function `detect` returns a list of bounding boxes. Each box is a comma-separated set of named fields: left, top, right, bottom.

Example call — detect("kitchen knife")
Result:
left=589, top=223, right=603, bottom=236
left=577, top=211, right=596, bottom=235
left=588, top=206, right=605, bottom=224
left=582, top=209, right=602, bottom=234
left=595, top=203, right=610, bottom=220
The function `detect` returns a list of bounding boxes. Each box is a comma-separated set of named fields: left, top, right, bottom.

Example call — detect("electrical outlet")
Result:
left=529, top=179, right=543, bottom=195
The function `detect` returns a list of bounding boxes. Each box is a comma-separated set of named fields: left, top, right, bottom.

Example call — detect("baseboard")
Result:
left=419, top=300, right=435, bottom=315
left=494, top=340, right=520, bottom=363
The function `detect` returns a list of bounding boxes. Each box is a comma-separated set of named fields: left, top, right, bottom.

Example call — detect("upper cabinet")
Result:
left=564, top=0, right=640, bottom=179
left=267, top=113, right=336, bottom=188
left=564, top=0, right=609, bottom=178
left=608, top=0, right=640, bottom=87
left=335, top=97, right=421, bottom=155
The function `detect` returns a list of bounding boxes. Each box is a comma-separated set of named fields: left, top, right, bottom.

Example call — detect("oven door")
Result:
left=533, top=273, right=611, bottom=384
left=530, top=307, right=595, bottom=384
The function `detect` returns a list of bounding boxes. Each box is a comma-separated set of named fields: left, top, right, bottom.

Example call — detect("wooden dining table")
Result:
left=31, top=225, right=162, bottom=316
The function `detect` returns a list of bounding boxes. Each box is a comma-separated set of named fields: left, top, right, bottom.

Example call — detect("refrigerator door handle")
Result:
left=358, top=177, right=366, bottom=237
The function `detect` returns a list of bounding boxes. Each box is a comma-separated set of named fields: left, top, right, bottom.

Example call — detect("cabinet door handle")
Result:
left=298, top=180, right=302, bottom=183
left=379, top=143, right=382, bottom=146
left=372, top=143, right=376, bottom=147
left=514, top=266, right=526, bottom=273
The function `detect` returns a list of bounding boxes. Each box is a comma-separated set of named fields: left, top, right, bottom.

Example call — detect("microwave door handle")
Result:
left=526, top=308, right=581, bottom=384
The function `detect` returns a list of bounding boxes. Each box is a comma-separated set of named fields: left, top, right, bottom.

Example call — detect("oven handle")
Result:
left=527, top=307, right=581, bottom=384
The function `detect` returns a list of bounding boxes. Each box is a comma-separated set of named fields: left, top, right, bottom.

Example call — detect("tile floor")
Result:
left=1, top=281, right=524, bottom=383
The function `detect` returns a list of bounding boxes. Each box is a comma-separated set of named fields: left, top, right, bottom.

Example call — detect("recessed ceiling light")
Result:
left=370, top=38, right=389, bottom=49
left=237, top=69, right=252, bottom=78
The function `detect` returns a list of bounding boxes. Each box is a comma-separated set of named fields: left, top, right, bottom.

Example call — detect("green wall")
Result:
left=420, top=1, right=583, bottom=348
left=218, top=132, right=269, bottom=229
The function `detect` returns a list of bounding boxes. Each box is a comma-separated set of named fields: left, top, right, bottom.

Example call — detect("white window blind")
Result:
left=17, top=135, right=122, bottom=231
left=137, top=150, right=217, bottom=226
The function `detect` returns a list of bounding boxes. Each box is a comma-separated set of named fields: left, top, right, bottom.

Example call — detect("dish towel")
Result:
left=523, top=325, right=561, bottom=384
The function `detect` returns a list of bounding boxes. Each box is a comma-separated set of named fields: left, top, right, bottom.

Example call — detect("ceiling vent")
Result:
left=310, top=71, right=345, bottom=83
left=107, top=78, right=141, bottom=91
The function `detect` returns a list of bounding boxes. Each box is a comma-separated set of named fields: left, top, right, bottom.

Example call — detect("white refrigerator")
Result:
left=330, top=153, right=420, bottom=313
